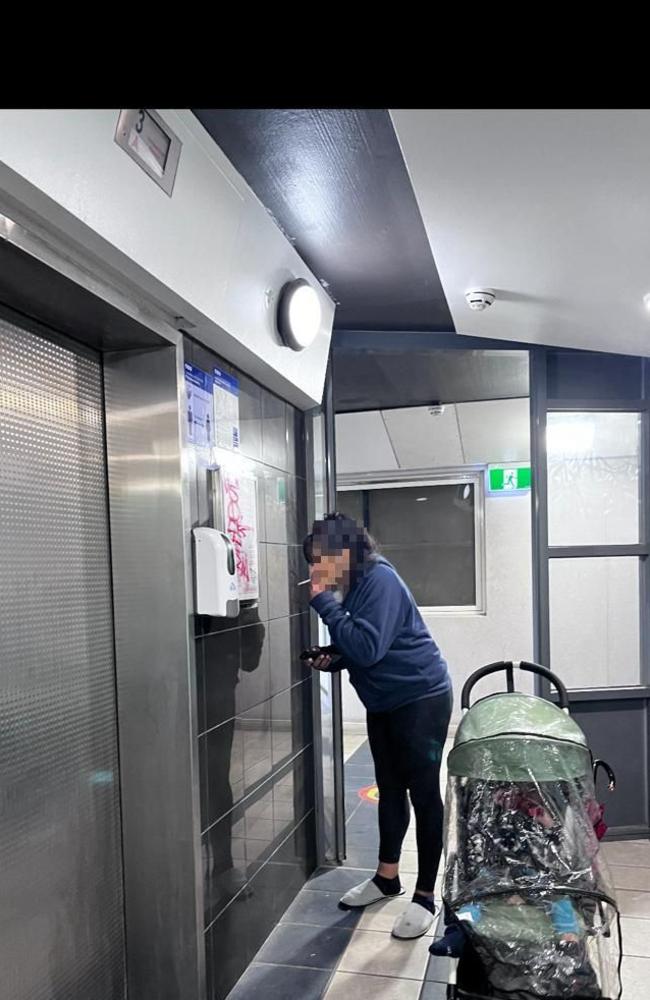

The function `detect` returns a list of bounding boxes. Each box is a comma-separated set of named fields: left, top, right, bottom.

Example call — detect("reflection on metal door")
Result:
left=531, top=348, right=650, bottom=838
left=0, top=312, right=126, bottom=998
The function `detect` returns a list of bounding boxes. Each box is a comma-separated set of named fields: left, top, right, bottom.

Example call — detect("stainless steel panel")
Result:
left=0, top=315, right=126, bottom=999
left=104, top=345, right=203, bottom=1000
left=0, top=213, right=175, bottom=353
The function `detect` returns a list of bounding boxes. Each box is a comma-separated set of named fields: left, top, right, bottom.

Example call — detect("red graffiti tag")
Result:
left=223, top=476, right=252, bottom=586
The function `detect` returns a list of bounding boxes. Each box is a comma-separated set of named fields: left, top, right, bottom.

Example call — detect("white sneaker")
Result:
left=339, top=877, right=404, bottom=910
left=392, top=900, right=435, bottom=939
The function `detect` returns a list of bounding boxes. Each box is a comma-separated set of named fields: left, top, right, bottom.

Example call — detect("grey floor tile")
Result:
left=346, top=816, right=379, bottom=837
left=621, top=955, right=650, bottom=999
left=308, top=867, right=375, bottom=893
left=357, top=894, right=436, bottom=936
left=346, top=746, right=374, bottom=767
left=227, top=962, right=330, bottom=999
left=419, top=983, right=446, bottom=1000
left=338, top=928, right=430, bottom=980
left=280, top=889, right=360, bottom=929
left=255, top=922, right=353, bottom=970
left=397, top=850, right=419, bottom=874
left=425, top=952, right=451, bottom=983
left=342, top=849, right=381, bottom=869
left=610, top=864, right=650, bottom=892
left=602, top=840, right=650, bottom=868
left=325, top=971, right=421, bottom=999
left=621, top=914, right=650, bottom=957
left=616, top=888, right=650, bottom=918
left=345, top=765, right=377, bottom=778
left=345, top=832, right=380, bottom=851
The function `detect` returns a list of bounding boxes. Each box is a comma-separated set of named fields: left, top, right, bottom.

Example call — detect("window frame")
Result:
left=542, top=403, right=649, bottom=691
left=337, top=466, right=487, bottom=616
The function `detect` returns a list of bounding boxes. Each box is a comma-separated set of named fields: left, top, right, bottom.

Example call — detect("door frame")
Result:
left=530, top=346, right=650, bottom=839
left=0, top=214, right=206, bottom=998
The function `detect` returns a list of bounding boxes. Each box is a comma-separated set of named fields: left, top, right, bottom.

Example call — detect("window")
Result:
left=337, top=473, right=485, bottom=613
left=545, top=409, right=645, bottom=690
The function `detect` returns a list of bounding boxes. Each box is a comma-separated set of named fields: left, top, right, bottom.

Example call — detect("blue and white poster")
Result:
left=213, top=367, right=240, bottom=451
left=184, top=363, right=214, bottom=448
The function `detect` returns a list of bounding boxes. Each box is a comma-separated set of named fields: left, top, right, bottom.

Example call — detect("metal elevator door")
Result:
left=0, top=312, right=127, bottom=999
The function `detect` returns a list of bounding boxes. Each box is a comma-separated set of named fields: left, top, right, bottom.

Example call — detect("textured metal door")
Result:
left=0, top=314, right=127, bottom=999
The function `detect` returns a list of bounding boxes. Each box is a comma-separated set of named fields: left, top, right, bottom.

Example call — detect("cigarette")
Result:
left=298, top=578, right=311, bottom=586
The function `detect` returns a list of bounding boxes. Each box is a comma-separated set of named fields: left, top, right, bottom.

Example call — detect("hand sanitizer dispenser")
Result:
left=193, top=527, right=240, bottom=618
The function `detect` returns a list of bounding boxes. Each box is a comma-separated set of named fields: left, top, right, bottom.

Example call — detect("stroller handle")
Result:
left=460, top=660, right=570, bottom=711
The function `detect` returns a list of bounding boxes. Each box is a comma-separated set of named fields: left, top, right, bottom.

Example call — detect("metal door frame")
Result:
left=531, top=347, right=650, bottom=839
left=323, top=362, right=348, bottom=863
left=307, top=362, right=347, bottom=865
left=0, top=213, right=206, bottom=998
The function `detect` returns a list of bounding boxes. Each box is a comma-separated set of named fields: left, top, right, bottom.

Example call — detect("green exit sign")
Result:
left=488, top=465, right=532, bottom=493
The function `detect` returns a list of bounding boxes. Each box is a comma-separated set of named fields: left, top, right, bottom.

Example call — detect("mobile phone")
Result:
left=299, top=644, right=339, bottom=661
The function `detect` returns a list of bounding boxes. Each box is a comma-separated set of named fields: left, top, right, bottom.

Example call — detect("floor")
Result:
left=227, top=729, right=649, bottom=999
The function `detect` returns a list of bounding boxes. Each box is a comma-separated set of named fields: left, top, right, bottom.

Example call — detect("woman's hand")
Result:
left=310, top=561, right=339, bottom=597
left=307, top=654, right=333, bottom=671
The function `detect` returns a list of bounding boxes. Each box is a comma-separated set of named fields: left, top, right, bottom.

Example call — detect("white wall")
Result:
left=0, top=110, right=334, bottom=408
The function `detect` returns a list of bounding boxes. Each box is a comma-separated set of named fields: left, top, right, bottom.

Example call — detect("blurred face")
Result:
left=310, top=541, right=351, bottom=591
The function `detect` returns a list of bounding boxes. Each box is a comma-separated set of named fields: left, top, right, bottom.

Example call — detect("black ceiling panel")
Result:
left=333, top=335, right=529, bottom=412
left=193, top=109, right=454, bottom=332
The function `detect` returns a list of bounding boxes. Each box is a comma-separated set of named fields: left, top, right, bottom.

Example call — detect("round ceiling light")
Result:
left=277, top=279, right=321, bottom=351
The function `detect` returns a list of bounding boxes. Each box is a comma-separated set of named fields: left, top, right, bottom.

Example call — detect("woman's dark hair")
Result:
left=303, top=512, right=378, bottom=576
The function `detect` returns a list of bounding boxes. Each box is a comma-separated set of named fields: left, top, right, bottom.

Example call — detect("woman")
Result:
left=304, top=512, right=453, bottom=939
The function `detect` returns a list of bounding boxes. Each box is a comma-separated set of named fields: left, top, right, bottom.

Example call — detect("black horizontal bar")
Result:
left=547, top=399, right=649, bottom=412
left=550, top=686, right=650, bottom=702
left=548, top=545, right=649, bottom=559
left=332, top=329, right=534, bottom=353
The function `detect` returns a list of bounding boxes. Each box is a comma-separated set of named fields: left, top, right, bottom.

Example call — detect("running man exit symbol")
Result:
left=487, top=465, right=532, bottom=493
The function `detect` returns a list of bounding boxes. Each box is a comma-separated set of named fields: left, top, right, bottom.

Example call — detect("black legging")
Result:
left=367, top=688, right=453, bottom=893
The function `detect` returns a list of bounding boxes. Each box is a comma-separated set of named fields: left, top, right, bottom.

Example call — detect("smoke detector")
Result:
left=465, top=288, right=495, bottom=311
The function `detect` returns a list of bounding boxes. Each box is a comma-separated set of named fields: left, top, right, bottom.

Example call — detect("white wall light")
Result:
left=277, top=278, right=322, bottom=351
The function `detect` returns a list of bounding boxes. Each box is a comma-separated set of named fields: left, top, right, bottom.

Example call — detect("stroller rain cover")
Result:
left=443, top=671, right=622, bottom=1000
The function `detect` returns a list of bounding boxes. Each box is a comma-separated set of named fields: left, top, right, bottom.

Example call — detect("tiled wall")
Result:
left=184, top=339, right=317, bottom=1000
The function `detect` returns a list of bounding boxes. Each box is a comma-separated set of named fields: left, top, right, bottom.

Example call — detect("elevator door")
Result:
left=0, top=312, right=126, bottom=999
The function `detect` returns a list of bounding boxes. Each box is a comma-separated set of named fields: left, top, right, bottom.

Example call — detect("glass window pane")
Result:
left=381, top=543, right=476, bottom=606
left=547, top=412, right=641, bottom=547
left=549, top=557, right=640, bottom=689
left=367, top=484, right=476, bottom=607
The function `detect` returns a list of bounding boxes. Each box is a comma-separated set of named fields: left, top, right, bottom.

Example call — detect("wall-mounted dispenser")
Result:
left=193, top=527, right=240, bottom=618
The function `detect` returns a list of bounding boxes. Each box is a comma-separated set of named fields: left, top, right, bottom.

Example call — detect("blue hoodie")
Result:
left=310, top=556, right=451, bottom=714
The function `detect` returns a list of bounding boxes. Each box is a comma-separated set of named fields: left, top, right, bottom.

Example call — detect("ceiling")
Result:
left=194, top=109, right=650, bottom=363
left=391, top=109, right=650, bottom=358
left=193, top=109, right=452, bottom=331
left=336, top=397, right=531, bottom=474
left=336, top=401, right=638, bottom=477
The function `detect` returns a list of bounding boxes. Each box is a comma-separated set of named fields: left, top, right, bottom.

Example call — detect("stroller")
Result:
left=442, top=661, right=622, bottom=1000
